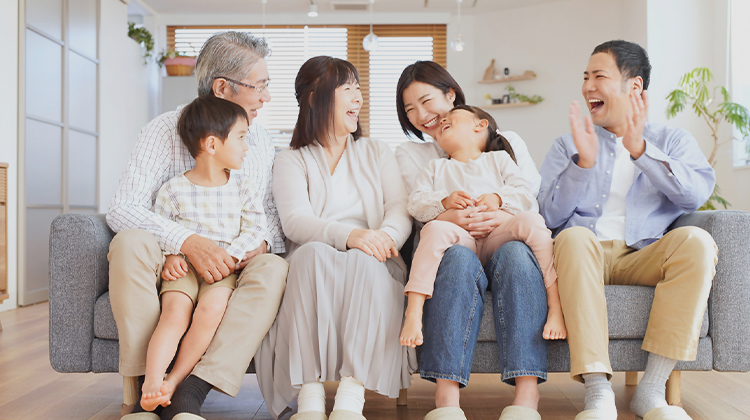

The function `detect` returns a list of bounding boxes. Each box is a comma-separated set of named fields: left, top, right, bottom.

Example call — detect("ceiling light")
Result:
left=450, top=0, right=464, bottom=52
left=308, top=2, right=318, bottom=17
left=362, top=0, right=378, bottom=51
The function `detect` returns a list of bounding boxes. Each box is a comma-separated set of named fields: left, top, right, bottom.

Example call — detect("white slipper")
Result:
left=329, top=409, right=366, bottom=420
left=121, top=413, right=160, bottom=420
left=574, top=409, right=618, bottom=420
left=639, top=406, right=692, bottom=420
left=424, top=407, right=468, bottom=420
left=291, top=411, right=328, bottom=420
left=498, top=405, right=542, bottom=420
left=172, top=413, right=206, bottom=420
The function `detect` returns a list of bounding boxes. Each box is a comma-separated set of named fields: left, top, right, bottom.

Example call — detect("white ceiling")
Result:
left=137, top=0, right=564, bottom=16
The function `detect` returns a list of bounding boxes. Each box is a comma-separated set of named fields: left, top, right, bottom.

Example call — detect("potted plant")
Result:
left=127, top=22, right=154, bottom=64
left=665, top=67, right=750, bottom=210
left=157, top=49, right=197, bottom=76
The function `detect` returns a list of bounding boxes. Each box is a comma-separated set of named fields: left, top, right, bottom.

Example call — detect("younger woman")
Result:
left=399, top=105, right=566, bottom=350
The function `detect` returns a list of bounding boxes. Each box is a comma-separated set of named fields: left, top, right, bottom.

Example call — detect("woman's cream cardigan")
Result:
left=272, top=135, right=413, bottom=258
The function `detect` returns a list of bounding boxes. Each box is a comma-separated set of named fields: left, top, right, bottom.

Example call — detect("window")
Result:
left=168, top=24, right=446, bottom=149
left=731, top=0, right=750, bottom=167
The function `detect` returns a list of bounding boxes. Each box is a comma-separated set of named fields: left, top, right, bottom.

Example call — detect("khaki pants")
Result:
left=553, top=226, right=717, bottom=383
left=108, top=229, right=289, bottom=396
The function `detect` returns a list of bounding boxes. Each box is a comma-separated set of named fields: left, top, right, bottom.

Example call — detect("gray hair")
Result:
left=196, top=31, right=271, bottom=96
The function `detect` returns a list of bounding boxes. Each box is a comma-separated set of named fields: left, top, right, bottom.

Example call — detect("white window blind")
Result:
left=173, top=27, right=348, bottom=149
left=170, top=26, right=445, bottom=150
left=369, top=37, right=434, bottom=149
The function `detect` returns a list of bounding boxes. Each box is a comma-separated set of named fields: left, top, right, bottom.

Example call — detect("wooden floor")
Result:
left=2, top=303, right=749, bottom=420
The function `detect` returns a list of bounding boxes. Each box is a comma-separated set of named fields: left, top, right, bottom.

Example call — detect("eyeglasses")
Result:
left=215, top=76, right=270, bottom=94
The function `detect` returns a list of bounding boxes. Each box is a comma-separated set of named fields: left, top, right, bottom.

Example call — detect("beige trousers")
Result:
left=553, top=226, right=717, bottom=383
left=108, top=229, right=289, bottom=396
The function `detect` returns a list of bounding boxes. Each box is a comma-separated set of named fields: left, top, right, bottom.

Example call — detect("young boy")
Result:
left=140, top=95, right=268, bottom=411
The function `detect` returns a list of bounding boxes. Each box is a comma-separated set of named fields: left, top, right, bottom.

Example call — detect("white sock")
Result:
left=297, top=382, right=326, bottom=414
left=630, top=353, right=676, bottom=417
left=582, top=373, right=617, bottom=418
left=332, top=376, right=365, bottom=414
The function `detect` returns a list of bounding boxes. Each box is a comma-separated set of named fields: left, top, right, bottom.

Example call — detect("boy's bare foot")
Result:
left=399, top=312, right=424, bottom=348
left=542, top=307, right=567, bottom=340
left=141, top=381, right=173, bottom=411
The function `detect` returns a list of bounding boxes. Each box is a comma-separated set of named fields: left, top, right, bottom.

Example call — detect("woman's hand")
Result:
left=475, top=193, right=502, bottom=212
left=435, top=205, right=488, bottom=231
left=162, top=254, right=188, bottom=281
left=465, top=209, right=508, bottom=238
left=346, top=229, right=399, bottom=263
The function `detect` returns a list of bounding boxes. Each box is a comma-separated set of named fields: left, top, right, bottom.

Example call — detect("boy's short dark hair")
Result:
left=592, top=40, right=651, bottom=90
left=177, top=95, right=249, bottom=159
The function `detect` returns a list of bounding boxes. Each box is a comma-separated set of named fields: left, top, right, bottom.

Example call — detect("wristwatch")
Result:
left=266, top=242, right=272, bottom=253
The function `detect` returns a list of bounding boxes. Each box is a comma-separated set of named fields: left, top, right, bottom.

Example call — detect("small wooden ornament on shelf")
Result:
left=479, top=70, right=537, bottom=84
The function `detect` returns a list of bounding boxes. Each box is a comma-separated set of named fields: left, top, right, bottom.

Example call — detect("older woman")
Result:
left=395, top=61, right=548, bottom=420
left=255, top=56, right=415, bottom=420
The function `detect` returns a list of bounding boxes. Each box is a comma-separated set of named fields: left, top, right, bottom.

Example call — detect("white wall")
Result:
left=470, top=0, right=626, bottom=168
left=0, top=0, right=19, bottom=312
left=647, top=0, right=748, bottom=211
left=98, top=0, right=159, bottom=212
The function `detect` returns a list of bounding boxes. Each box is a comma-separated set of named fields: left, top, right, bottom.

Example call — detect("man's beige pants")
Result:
left=553, top=226, right=717, bottom=383
left=107, top=229, right=289, bottom=397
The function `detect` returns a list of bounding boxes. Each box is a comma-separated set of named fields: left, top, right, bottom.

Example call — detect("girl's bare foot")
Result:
left=399, top=312, right=424, bottom=348
left=542, top=307, right=567, bottom=340
left=141, top=385, right=172, bottom=411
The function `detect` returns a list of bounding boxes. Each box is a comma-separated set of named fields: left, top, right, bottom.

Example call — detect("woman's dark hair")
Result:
left=396, top=61, right=466, bottom=141
left=452, top=105, right=516, bottom=164
left=592, top=40, right=651, bottom=90
left=177, top=95, right=249, bottom=159
left=291, top=56, right=362, bottom=149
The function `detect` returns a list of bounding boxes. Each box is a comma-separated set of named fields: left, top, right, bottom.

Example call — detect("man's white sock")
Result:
left=630, top=353, right=676, bottom=417
left=332, top=376, right=365, bottom=414
left=298, top=382, right=326, bottom=414
left=582, top=373, right=617, bottom=419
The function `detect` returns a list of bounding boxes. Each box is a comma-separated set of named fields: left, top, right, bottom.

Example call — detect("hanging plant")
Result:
left=127, top=22, right=155, bottom=64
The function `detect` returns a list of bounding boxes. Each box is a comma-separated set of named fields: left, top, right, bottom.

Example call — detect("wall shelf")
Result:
left=481, top=102, right=537, bottom=110
left=479, top=71, right=537, bottom=84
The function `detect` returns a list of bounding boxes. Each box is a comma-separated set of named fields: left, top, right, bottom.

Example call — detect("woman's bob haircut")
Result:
left=291, top=56, right=362, bottom=149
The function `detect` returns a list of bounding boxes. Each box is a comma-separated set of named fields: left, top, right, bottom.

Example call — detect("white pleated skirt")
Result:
left=255, top=241, right=417, bottom=419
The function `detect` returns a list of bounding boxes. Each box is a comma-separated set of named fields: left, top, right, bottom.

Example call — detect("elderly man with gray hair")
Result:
left=106, top=32, right=289, bottom=420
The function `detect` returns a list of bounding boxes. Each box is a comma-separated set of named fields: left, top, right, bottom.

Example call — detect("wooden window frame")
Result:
left=167, top=24, right=446, bottom=137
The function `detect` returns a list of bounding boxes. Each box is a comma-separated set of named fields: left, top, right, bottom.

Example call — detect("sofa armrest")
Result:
left=49, top=213, right=115, bottom=373
left=671, top=210, right=750, bottom=372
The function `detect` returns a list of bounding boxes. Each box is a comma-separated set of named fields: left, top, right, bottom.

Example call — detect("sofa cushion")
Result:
left=94, top=293, right=119, bottom=340
left=477, top=285, right=709, bottom=342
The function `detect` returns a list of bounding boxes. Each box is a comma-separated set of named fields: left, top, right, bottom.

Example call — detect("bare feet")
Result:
left=141, top=381, right=174, bottom=411
left=542, top=306, right=567, bottom=340
left=400, top=311, right=424, bottom=348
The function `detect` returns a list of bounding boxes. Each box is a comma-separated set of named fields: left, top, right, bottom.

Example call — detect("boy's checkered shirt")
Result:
left=152, top=171, right=266, bottom=262
left=106, top=106, right=285, bottom=255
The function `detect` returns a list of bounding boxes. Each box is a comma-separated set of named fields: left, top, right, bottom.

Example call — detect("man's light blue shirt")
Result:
left=538, top=123, right=715, bottom=249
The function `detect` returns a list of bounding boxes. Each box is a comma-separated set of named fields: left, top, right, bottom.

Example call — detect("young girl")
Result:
left=399, top=105, right=566, bottom=348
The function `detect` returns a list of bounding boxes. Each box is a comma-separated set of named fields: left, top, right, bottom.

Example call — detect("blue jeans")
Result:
left=419, top=241, right=548, bottom=386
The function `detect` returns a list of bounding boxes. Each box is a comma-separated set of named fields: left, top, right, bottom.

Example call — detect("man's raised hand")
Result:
left=569, top=101, right=598, bottom=169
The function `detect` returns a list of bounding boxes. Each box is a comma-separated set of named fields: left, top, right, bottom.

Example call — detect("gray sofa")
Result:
left=49, top=211, right=750, bottom=408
